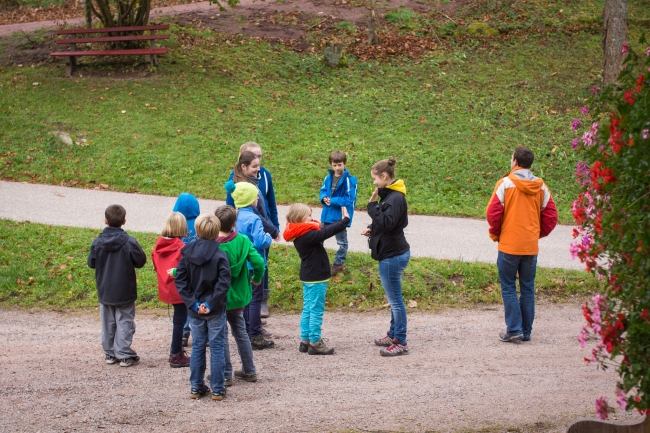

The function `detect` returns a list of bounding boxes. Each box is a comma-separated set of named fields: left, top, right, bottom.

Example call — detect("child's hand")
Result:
left=361, top=228, right=371, bottom=237
left=369, top=188, right=379, bottom=202
left=166, top=268, right=176, bottom=278
left=252, top=280, right=261, bottom=286
left=323, top=197, right=331, bottom=206
left=198, top=304, right=210, bottom=314
left=341, top=207, right=349, bottom=219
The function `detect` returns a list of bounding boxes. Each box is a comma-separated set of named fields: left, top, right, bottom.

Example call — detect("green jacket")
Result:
left=219, top=233, right=265, bottom=311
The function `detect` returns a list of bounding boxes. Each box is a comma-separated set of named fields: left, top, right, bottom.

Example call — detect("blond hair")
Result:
left=286, top=203, right=312, bottom=223
left=239, top=141, right=261, bottom=156
left=194, top=213, right=221, bottom=240
left=162, top=212, right=188, bottom=238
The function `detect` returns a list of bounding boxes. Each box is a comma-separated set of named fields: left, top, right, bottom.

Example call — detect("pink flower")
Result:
left=570, top=241, right=581, bottom=260
left=582, top=122, right=599, bottom=147
left=572, top=138, right=580, bottom=149
left=647, top=46, right=650, bottom=56
left=621, top=41, right=629, bottom=55
left=616, top=390, right=627, bottom=410
left=596, top=397, right=609, bottom=420
left=591, top=86, right=598, bottom=94
left=578, top=327, right=589, bottom=349
left=643, top=129, right=649, bottom=140
left=572, top=118, right=582, bottom=130
left=581, top=105, right=589, bottom=115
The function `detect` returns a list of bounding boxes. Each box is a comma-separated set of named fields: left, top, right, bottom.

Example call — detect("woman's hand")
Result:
left=361, top=228, right=371, bottom=237
left=341, top=206, right=349, bottom=219
left=369, top=188, right=379, bottom=202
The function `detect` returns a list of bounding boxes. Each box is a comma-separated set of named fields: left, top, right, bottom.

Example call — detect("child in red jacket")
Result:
left=152, top=212, right=190, bottom=368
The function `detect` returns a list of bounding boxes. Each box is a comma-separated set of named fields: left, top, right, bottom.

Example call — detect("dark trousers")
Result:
left=244, top=273, right=264, bottom=338
left=171, top=303, right=188, bottom=354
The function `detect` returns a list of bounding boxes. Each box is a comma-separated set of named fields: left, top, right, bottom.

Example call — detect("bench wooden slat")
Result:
left=50, top=48, right=168, bottom=57
left=56, top=34, right=169, bottom=44
left=56, top=25, right=169, bottom=35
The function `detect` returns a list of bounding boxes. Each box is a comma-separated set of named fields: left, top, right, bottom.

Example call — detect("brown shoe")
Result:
left=169, top=350, right=190, bottom=368
left=234, top=370, right=258, bottom=382
left=308, top=338, right=335, bottom=355
left=262, top=327, right=273, bottom=338
left=331, top=263, right=345, bottom=276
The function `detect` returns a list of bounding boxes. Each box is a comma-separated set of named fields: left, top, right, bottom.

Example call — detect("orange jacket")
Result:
left=485, top=167, right=558, bottom=255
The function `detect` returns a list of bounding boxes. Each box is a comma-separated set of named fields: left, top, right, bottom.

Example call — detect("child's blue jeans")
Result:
left=378, top=250, right=410, bottom=345
left=189, top=313, right=227, bottom=393
left=300, top=281, right=328, bottom=343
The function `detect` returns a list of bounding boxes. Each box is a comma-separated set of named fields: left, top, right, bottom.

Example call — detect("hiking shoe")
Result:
left=212, top=389, right=226, bottom=401
left=250, top=334, right=275, bottom=350
left=521, top=335, right=531, bottom=342
left=331, top=263, right=345, bottom=276
left=182, top=333, right=190, bottom=348
left=105, top=354, right=118, bottom=365
left=224, top=377, right=233, bottom=387
left=119, top=356, right=140, bottom=367
left=308, top=339, right=335, bottom=355
left=261, top=318, right=268, bottom=326
left=169, top=350, right=190, bottom=368
left=374, top=334, right=393, bottom=347
left=299, top=340, right=309, bottom=353
left=380, top=341, right=409, bottom=357
left=499, top=331, right=523, bottom=342
left=234, top=370, right=258, bottom=382
left=260, top=300, right=270, bottom=318
left=261, top=327, right=273, bottom=338
left=190, top=385, right=211, bottom=399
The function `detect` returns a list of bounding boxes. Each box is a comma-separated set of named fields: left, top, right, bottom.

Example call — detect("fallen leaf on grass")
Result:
left=59, top=264, right=67, bottom=270
left=408, top=300, right=418, bottom=308
left=67, top=274, right=73, bottom=281
left=276, top=281, right=282, bottom=289
left=483, top=284, right=494, bottom=292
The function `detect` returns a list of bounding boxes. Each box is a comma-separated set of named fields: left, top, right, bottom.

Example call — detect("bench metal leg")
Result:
left=65, top=56, right=76, bottom=78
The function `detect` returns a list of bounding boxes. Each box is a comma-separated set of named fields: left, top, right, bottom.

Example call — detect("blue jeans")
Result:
left=378, top=250, right=410, bottom=345
left=183, top=317, right=190, bottom=336
left=300, top=281, right=328, bottom=343
left=324, top=223, right=348, bottom=265
left=224, top=310, right=256, bottom=378
left=189, top=313, right=227, bottom=393
left=244, top=273, right=264, bottom=338
left=497, top=251, right=537, bottom=338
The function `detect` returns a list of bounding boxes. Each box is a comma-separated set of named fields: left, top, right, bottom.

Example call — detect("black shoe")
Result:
left=182, top=333, right=190, bottom=347
left=250, top=334, right=275, bottom=350
left=105, top=354, right=118, bottom=365
left=212, top=389, right=226, bottom=401
left=234, top=370, right=258, bottom=382
left=119, top=356, right=140, bottom=367
left=499, top=331, right=523, bottom=342
left=299, top=340, right=309, bottom=353
left=190, top=385, right=211, bottom=399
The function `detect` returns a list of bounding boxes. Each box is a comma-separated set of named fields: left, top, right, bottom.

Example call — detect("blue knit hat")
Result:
left=225, top=180, right=258, bottom=208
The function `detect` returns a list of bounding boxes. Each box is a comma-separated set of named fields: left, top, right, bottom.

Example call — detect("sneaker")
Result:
left=521, top=335, right=531, bottom=342
left=331, top=263, right=345, bottom=276
left=234, top=370, right=258, bottom=382
left=190, top=385, right=211, bottom=399
left=374, top=334, right=393, bottom=347
left=308, top=338, right=335, bottom=355
left=250, top=334, right=275, bottom=350
left=261, top=327, right=273, bottom=338
left=182, top=333, right=190, bottom=348
left=212, top=389, right=226, bottom=401
left=380, top=340, right=409, bottom=357
left=169, top=350, right=190, bottom=368
left=119, top=356, right=140, bottom=367
left=499, top=331, right=523, bottom=342
left=298, top=340, right=309, bottom=353
left=224, top=377, right=233, bottom=387
left=105, top=354, right=118, bottom=365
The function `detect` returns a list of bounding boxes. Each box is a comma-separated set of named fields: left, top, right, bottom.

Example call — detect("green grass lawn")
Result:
left=0, top=219, right=600, bottom=311
left=0, top=23, right=616, bottom=223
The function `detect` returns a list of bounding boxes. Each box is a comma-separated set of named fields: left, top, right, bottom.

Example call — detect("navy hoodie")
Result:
left=175, top=239, right=231, bottom=318
left=87, top=227, right=147, bottom=306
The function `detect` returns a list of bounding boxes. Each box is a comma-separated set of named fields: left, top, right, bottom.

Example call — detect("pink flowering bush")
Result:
left=571, top=36, right=650, bottom=419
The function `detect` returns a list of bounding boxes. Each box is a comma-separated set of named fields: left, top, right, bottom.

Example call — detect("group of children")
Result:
left=88, top=144, right=413, bottom=401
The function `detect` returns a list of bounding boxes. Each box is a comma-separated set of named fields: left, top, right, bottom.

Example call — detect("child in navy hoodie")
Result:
left=88, top=204, right=147, bottom=367
left=175, top=214, right=231, bottom=401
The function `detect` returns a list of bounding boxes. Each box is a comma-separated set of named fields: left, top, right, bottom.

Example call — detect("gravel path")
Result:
left=0, top=304, right=640, bottom=432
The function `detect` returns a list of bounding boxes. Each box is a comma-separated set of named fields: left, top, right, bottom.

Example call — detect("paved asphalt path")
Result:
left=0, top=180, right=582, bottom=270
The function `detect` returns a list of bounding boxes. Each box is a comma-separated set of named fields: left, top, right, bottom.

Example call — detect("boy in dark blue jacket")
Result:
left=175, top=213, right=232, bottom=401
left=319, top=151, right=357, bottom=275
left=88, top=204, right=147, bottom=367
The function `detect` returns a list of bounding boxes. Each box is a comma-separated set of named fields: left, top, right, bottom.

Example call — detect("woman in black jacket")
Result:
left=361, top=158, right=411, bottom=356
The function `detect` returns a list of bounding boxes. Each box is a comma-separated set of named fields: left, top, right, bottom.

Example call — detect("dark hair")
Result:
left=371, top=157, right=396, bottom=179
left=329, top=150, right=347, bottom=165
left=233, top=150, right=259, bottom=183
left=513, top=146, right=534, bottom=169
left=214, top=205, right=237, bottom=233
left=105, top=204, right=126, bottom=227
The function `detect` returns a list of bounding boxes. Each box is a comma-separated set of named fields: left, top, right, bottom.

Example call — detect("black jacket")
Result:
left=87, top=227, right=147, bottom=306
left=293, top=217, right=349, bottom=282
left=175, top=239, right=231, bottom=318
left=367, top=187, right=410, bottom=261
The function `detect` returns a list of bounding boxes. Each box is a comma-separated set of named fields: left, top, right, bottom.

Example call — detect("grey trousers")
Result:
left=100, top=303, right=137, bottom=360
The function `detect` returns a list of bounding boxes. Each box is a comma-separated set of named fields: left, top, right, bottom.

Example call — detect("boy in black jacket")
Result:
left=282, top=204, right=349, bottom=355
left=88, top=204, right=147, bottom=367
left=175, top=213, right=231, bottom=401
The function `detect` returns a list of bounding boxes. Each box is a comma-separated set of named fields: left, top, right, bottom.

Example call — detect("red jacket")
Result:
left=486, top=167, right=558, bottom=255
left=152, top=236, right=185, bottom=304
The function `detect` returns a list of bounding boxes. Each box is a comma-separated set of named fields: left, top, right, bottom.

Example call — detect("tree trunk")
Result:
left=367, top=0, right=380, bottom=45
left=602, top=0, right=628, bottom=85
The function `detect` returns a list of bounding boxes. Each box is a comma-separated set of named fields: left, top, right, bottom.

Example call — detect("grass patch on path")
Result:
left=0, top=27, right=607, bottom=223
left=0, top=219, right=599, bottom=311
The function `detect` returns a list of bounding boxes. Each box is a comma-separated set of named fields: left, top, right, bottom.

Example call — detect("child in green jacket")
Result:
left=215, top=205, right=265, bottom=384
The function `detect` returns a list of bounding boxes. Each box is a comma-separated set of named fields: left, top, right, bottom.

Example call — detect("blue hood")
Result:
left=173, top=193, right=200, bottom=244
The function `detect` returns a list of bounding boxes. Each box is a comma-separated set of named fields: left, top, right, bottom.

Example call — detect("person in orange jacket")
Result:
left=486, top=146, right=558, bottom=343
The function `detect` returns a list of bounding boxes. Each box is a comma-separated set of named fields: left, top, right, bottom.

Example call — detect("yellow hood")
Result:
left=386, top=179, right=407, bottom=195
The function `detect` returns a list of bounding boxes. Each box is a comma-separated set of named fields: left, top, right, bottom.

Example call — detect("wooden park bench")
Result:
left=50, top=24, right=169, bottom=77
